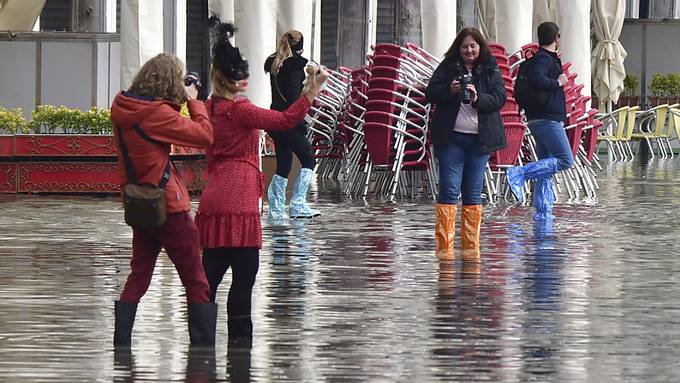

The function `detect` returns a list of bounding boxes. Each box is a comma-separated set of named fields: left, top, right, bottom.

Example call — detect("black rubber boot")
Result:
left=114, top=301, right=138, bottom=347
left=227, top=316, right=253, bottom=347
left=188, top=303, right=218, bottom=347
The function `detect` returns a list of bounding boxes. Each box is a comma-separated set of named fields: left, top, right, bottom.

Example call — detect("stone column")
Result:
left=120, top=0, right=164, bottom=89
left=420, top=0, right=457, bottom=58
left=209, top=0, right=234, bottom=22
left=556, top=0, right=591, bottom=100
left=493, top=0, right=533, bottom=53
left=234, top=0, right=277, bottom=107
left=277, top=0, right=313, bottom=52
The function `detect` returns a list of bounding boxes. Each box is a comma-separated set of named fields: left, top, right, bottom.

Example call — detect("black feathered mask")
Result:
left=209, top=16, right=250, bottom=81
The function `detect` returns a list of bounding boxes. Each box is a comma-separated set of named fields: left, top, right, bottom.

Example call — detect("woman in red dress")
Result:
left=195, top=20, right=328, bottom=344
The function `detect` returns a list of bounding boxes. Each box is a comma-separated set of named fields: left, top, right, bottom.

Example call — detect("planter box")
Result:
left=0, top=134, right=208, bottom=194
left=17, top=162, right=119, bottom=194
left=0, top=163, right=17, bottom=193
left=14, top=134, right=116, bottom=157
left=0, top=135, right=15, bottom=157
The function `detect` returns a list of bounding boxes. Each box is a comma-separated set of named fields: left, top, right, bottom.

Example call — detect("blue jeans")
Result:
left=528, top=120, right=574, bottom=171
left=435, top=132, right=490, bottom=205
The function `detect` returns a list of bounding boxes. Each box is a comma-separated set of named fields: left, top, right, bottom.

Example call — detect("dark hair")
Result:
left=444, top=27, right=490, bottom=65
left=209, top=15, right=250, bottom=82
left=537, top=22, right=560, bottom=46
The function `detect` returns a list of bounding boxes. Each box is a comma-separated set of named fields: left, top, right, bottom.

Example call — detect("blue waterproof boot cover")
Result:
left=289, top=168, right=321, bottom=218
left=268, top=174, right=289, bottom=220
left=506, top=158, right=559, bottom=203
left=533, top=177, right=555, bottom=221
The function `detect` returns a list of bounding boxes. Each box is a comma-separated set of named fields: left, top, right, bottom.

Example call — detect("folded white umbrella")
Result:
left=0, top=0, right=46, bottom=31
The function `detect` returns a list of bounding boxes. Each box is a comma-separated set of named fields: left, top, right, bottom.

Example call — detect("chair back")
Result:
left=623, top=106, right=640, bottom=140
left=490, top=122, right=526, bottom=168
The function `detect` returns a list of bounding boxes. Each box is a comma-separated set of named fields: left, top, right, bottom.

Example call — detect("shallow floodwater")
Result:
left=0, top=160, right=679, bottom=382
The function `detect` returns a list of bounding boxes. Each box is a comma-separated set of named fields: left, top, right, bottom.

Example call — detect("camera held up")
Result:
left=459, top=73, right=473, bottom=104
left=184, top=72, right=202, bottom=88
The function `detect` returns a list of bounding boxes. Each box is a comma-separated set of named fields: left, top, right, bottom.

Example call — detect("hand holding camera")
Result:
left=184, top=72, right=201, bottom=100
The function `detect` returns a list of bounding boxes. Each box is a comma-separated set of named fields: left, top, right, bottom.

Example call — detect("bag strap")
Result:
left=116, top=124, right=171, bottom=188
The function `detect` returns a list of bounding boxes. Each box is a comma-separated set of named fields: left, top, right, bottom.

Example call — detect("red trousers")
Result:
left=120, top=212, right=210, bottom=304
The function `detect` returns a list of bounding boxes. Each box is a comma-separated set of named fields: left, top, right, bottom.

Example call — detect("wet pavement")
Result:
left=1, top=159, right=679, bottom=382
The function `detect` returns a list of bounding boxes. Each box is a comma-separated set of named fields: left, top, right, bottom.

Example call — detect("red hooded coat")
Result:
left=110, top=92, right=213, bottom=213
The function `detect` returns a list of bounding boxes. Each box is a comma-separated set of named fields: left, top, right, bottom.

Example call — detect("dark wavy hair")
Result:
left=444, top=27, right=491, bottom=65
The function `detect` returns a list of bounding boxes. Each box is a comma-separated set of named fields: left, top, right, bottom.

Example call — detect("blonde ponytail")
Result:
left=270, top=30, right=303, bottom=75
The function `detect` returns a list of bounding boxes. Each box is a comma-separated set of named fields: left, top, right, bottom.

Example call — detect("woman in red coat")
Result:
left=195, top=20, right=328, bottom=344
left=110, top=53, right=216, bottom=347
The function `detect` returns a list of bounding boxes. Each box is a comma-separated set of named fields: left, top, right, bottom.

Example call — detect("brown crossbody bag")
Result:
left=116, top=125, right=172, bottom=228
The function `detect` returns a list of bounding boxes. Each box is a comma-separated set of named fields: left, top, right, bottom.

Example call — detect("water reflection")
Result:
left=1, top=160, right=680, bottom=381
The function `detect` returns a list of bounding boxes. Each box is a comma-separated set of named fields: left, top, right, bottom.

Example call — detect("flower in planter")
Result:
left=0, top=107, right=28, bottom=134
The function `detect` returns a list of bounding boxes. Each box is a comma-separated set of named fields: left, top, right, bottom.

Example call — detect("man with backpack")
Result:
left=507, top=21, right=574, bottom=221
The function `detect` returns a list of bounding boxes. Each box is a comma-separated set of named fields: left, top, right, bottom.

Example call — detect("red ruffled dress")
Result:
left=195, top=95, right=312, bottom=249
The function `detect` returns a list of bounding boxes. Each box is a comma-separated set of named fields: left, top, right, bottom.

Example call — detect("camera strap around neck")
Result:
left=116, top=125, right=171, bottom=188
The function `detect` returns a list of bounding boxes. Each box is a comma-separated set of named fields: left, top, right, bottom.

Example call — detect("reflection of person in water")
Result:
left=265, top=221, right=311, bottom=380
left=227, top=342, right=252, bottom=382
left=113, top=348, right=137, bottom=383
left=519, top=219, right=565, bottom=378
left=184, top=347, right=217, bottom=383
left=432, top=258, right=503, bottom=380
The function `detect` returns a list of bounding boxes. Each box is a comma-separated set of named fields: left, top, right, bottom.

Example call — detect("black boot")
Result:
left=228, top=316, right=253, bottom=347
left=188, top=303, right=218, bottom=347
left=114, top=301, right=138, bottom=347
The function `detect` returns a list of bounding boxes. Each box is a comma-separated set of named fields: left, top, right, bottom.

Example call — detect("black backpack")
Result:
left=514, top=55, right=550, bottom=111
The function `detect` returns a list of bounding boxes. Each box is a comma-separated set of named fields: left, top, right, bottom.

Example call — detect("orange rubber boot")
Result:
left=435, top=203, right=457, bottom=259
left=461, top=205, right=483, bottom=261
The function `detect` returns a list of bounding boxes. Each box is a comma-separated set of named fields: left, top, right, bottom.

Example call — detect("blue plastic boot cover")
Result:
left=523, top=157, right=559, bottom=180
left=289, top=168, right=321, bottom=218
left=506, top=166, right=526, bottom=203
left=267, top=174, right=289, bottom=220
left=533, top=177, right=555, bottom=221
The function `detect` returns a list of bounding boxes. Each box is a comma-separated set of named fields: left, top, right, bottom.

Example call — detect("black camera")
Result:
left=184, top=72, right=202, bottom=88
left=459, top=73, right=473, bottom=104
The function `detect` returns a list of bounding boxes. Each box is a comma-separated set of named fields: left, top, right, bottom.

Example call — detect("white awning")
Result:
left=0, top=0, right=46, bottom=31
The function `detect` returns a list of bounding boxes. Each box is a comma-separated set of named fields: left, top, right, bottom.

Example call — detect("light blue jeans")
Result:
left=527, top=119, right=574, bottom=170
left=435, top=132, right=490, bottom=205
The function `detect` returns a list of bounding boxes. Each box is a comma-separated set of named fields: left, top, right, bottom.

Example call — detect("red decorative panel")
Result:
left=15, top=135, right=116, bottom=156
left=0, top=163, right=17, bottom=193
left=172, top=157, right=207, bottom=193
left=17, top=162, right=120, bottom=193
left=171, top=145, right=205, bottom=155
left=0, top=135, right=15, bottom=157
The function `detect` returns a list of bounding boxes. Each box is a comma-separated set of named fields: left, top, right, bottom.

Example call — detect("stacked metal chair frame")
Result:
left=306, top=66, right=352, bottom=179
left=343, top=42, right=440, bottom=200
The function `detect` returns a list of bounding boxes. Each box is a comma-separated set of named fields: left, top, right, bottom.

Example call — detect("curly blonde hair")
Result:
left=128, top=53, right=187, bottom=104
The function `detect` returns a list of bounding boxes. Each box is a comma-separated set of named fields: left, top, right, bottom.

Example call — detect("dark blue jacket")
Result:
left=425, top=56, right=507, bottom=154
left=525, top=47, right=566, bottom=122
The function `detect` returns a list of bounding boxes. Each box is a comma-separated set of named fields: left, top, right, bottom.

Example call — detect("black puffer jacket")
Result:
left=425, top=56, right=507, bottom=154
left=264, top=53, right=308, bottom=111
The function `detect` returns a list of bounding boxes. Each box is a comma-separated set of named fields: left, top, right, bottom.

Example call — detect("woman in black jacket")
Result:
left=264, top=30, right=320, bottom=220
left=425, top=27, right=507, bottom=260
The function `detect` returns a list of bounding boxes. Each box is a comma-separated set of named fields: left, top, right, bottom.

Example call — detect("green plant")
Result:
left=28, top=105, right=112, bottom=134
left=622, top=74, right=639, bottom=96
left=648, top=73, right=680, bottom=97
left=0, top=107, right=29, bottom=134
